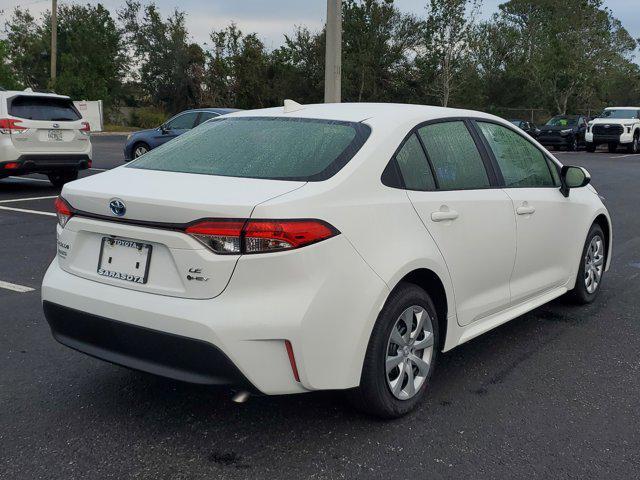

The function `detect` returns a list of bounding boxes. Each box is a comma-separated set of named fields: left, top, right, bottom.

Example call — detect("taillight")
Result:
left=0, top=118, right=26, bottom=134
left=185, top=219, right=339, bottom=254
left=2, top=162, right=20, bottom=169
left=54, top=196, right=75, bottom=228
left=80, top=121, right=91, bottom=134
left=185, top=220, right=245, bottom=254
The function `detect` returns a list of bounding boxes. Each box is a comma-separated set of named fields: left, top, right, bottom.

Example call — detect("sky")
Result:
left=0, top=0, right=638, bottom=53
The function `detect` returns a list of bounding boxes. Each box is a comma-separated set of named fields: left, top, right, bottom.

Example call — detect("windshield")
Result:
left=546, top=116, right=577, bottom=127
left=9, top=95, right=81, bottom=121
left=129, top=117, right=371, bottom=181
left=599, top=109, right=638, bottom=119
left=509, top=120, right=523, bottom=127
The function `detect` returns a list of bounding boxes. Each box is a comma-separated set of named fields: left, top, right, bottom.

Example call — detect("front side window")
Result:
left=395, top=134, right=436, bottom=191
left=131, top=117, right=370, bottom=181
left=197, top=111, right=219, bottom=125
left=417, top=121, right=490, bottom=190
left=165, top=112, right=199, bottom=130
left=477, top=122, right=555, bottom=188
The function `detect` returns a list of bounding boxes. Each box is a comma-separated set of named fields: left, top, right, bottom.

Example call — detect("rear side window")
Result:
left=395, top=134, right=436, bottom=191
left=9, top=96, right=81, bottom=121
left=477, top=122, right=555, bottom=188
left=130, top=117, right=371, bottom=181
left=418, top=121, right=490, bottom=190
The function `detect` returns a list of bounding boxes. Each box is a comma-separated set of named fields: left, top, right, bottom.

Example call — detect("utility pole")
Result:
left=51, top=0, right=57, bottom=82
left=324, top=0, right=341, bottom=103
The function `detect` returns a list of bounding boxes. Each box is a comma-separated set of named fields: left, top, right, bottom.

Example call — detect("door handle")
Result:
left=431, top=210, right=459, bottom=222
left=516, top=204, right=536, bottom=215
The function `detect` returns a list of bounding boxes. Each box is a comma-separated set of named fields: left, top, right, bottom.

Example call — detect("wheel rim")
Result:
left=584, top=235, right=604, bottom=294
left=573, top=139, right=578, bottom=150
left=134, top=146, right=148, bottom=158
left=385, top=306, right=434, bottom=400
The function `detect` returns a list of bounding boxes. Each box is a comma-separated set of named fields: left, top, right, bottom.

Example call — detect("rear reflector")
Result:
left=3, top=162, right=20, bottom=169
left=80, top=121, right=91, bottom=133
left=54, top=196, right=75, bottom=228
left=185, top=219, right=338, bottom=255
left=284, top=340, right=300, bottom=382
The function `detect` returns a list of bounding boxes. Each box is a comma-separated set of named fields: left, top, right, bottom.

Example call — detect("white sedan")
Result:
left=43, top=102, right=611, bottom=418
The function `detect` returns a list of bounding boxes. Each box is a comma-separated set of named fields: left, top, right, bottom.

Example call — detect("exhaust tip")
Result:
left=231, top=390, right=250, bottom=403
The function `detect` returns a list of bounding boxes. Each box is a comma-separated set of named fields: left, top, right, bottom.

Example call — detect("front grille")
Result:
left=541, top=130, right=561, bottom=137
left=593, top=124, right=623, bottom=136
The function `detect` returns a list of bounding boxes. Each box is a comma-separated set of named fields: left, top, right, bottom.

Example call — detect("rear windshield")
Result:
left=9, top=95, right=81, bottom=121
left=129, top=117, right=371, bottom=181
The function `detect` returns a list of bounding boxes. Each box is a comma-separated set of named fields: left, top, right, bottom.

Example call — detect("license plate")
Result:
left=97, top=237, right=152, bottom=284
left=48, top=129, right=63, bottom=141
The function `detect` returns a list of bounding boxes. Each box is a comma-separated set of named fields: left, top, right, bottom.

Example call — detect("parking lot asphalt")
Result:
left=1, top=137, right=639, bottom=479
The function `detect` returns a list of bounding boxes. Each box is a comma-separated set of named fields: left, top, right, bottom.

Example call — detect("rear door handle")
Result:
left=431, top=210, right=459, bottom=222
left=516, top=204, right=536, bottom=215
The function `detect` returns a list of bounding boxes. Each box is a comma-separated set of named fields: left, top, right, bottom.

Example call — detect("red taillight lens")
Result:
left=3, top=162, right=20, bottom=169
left=80, top=121, right=91, bottom=133
left=244, top=220, right=337, bottom=253
left=185, top=219, right=338, bottom=254
left=185, top=220, right=245, bottom=254
left=0, top=118, right=26, bottom=133
left=54, top=196, right=74, bottom=228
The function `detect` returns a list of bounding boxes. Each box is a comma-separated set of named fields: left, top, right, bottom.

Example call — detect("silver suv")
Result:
left=0, top=88, right=92, bottom=186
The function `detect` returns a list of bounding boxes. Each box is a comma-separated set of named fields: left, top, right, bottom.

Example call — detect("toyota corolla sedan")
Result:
left=42, top=103, right=611, bottom=418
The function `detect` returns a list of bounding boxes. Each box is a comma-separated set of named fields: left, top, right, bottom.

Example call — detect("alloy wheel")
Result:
left=134, top=146, right=148, bottom=158
left=584, top=235, right=604, bottom=294
left=385, top=306, right=434, bottom=400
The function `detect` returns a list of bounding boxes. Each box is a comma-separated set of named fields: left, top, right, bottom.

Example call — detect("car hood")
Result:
left=540, top=125, right=575, bottom=132
left=589, top=118, right=635, bottom=125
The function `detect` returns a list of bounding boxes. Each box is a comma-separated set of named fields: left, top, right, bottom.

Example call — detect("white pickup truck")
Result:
left=586, top=107, right=640, bottom=154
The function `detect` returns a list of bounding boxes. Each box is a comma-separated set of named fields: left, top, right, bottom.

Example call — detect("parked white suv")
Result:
left=586, top=107, right=640, bottom=153
left=0, top=88, right=92, bottom=186
left=42, top=103, right=611, bottom=418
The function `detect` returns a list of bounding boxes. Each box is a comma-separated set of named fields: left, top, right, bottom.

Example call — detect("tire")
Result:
left=568, top=223, right=606, bottom=304
left=48, top=169, right=78, bottom=188
left=608, top=143, right=617, bottom=153
left=133, top=142, right=150, bottom=159
left=569, top=137, right=579, bottom=151
left=626, top=134, right=639, bottom=154
left=348, top=283, right=439, bottom=418
left=586, top=143, right=596, bottom=153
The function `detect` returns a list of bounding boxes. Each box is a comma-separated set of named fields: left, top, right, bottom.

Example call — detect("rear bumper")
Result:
left=1, top=154, right=91, bottom=175
left=43, top=301, right=252, bottom=387
left=41, top=234, right=388, bottom=395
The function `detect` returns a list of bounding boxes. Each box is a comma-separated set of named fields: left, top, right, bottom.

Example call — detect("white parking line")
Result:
left=0, top=195, right=57, bottom=204
left=90, top=168, right=108, bottom=171
left=0, top=205, right=56, bottom=217
left=7, top=176, right=49, bottom=183
left=0, top=280, right=35, bottom=293
left=609, top=154, right=638, bottom=159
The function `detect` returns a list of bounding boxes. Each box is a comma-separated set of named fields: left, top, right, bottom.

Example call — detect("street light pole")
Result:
left=51, top=0, right=57, bottom=82
left=324, top=0, right=341, bottom=103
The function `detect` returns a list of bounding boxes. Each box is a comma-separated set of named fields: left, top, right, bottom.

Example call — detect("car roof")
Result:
left=1, top=89, right=72, bottom=100
left=182, top=107, right=240, bottom=114
left=226, top=102, right=503, bottom=128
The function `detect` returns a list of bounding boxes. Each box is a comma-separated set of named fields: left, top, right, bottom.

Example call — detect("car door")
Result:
left=154, top=111, right=199, bottom=146
left=401, top=119, right=517, bottom=326
left=474, top=120, right=581, bottom=304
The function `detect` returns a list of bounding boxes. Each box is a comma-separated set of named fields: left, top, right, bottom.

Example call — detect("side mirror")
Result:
left=160, top=124, right=170, bottom=133
left=560, top=165, right=591, bottom=197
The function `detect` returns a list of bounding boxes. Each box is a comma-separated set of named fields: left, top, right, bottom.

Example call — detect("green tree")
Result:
left=418, top=0, right=481, bottom=107
left=0, top=39, right=21, bottom=89
left=4, top=4, right=127, bottom=105
left=119, top=1, right=205, bottom=113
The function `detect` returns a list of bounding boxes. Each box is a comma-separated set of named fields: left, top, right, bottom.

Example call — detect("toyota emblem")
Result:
left=109, top=198, right=126, bottom=217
